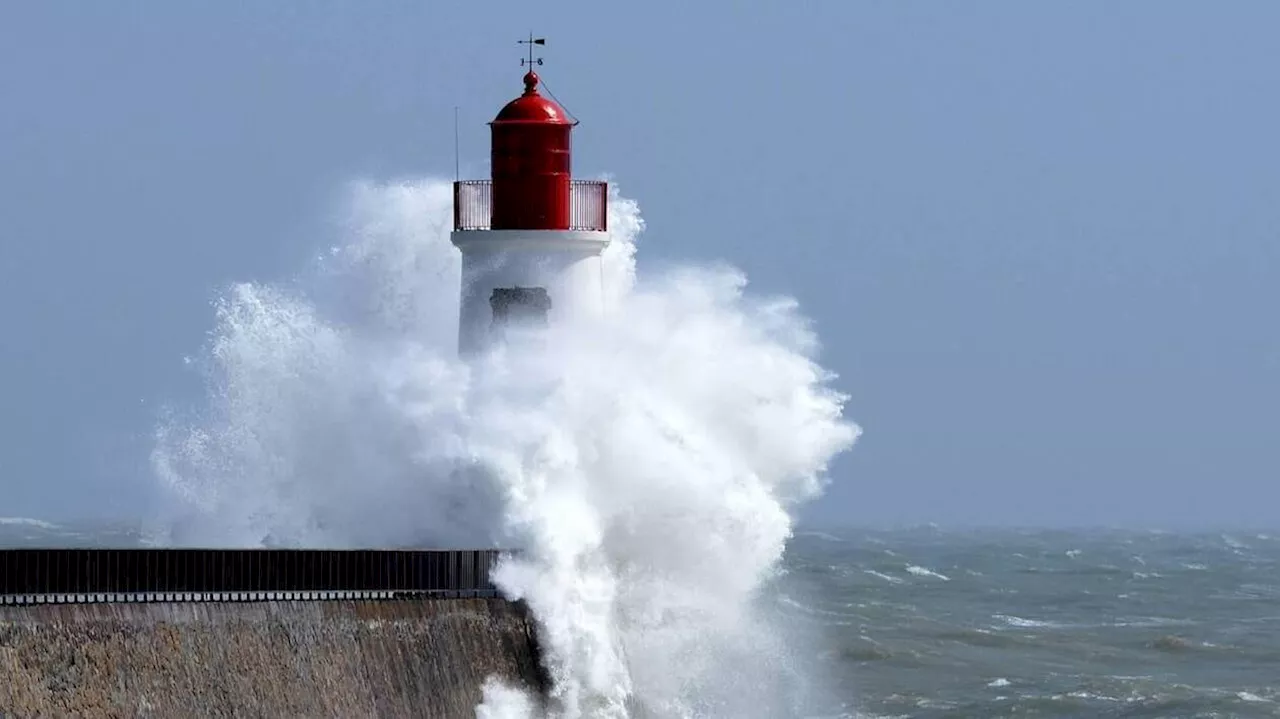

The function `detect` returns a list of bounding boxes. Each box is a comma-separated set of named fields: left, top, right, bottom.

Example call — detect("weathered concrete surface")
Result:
left=0, top=599, right=546, bottom=718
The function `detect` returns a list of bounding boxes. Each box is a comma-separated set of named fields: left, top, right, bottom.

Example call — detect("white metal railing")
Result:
left=568, top=181, right=608, bottom=231
left=453, top=180, right=608, bottom=231
left=453, top=180, right=493, bottom=231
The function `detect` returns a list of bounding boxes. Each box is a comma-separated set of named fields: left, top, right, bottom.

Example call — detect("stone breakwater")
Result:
left=0, top=598, right=546, bottom=718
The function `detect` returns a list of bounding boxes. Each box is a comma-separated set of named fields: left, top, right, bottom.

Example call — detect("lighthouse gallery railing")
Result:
left=453, top=180, right=608, bottom=232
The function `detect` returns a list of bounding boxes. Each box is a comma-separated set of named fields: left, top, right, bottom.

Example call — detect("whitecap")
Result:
left=993, top=614, right=1061, bottom=629
left=0, top=517, right=59, bottom=530
left=1066, top=690, right=1121, bottom=702
left=862, top=570, right=904, bottom=585
left=1222, top=534, right=1250, bottom=549
left=797, top=531, right=844, bottom=542
left=905, top=565, right=950, bottom=581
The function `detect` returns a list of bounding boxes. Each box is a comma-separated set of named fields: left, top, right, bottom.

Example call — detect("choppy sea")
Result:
left=783, top=527, right=1280, bottom=718
left=4, top=519, right=1277, bottom=718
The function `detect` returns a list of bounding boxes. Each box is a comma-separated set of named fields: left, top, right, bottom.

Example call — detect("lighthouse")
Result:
left=452, top=53, right=609, bottom=356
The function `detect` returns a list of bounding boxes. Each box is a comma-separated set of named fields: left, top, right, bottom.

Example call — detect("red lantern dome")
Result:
left=493, top=71, right=573, bottom=124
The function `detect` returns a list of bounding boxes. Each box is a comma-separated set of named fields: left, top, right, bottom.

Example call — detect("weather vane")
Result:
left=518, top=33, right=546, bottom=69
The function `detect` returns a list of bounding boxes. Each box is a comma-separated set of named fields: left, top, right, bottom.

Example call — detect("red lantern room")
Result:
left=489, top=71, right=574, bottom=230
left=451, top=43, right=607, bottom=235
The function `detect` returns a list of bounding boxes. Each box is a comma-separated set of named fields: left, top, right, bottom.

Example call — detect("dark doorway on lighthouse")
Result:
left=490, top=287, right=552, bottom=334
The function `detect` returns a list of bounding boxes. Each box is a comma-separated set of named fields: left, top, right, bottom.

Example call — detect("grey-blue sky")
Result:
left=0, top=2, right=1276, bottom=528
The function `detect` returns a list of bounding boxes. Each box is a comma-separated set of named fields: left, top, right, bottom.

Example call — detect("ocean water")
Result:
left=781, top=527, right=1280, bottom=718
left=6, top=520, right=1277, bottom=718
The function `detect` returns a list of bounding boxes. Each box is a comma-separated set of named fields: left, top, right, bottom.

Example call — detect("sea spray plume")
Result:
left=148, top=179, right=493, bottom=549
left=319, top=178, right=461, bottom=344
left=146, top=177, right=859, bottom=716
left=472, top=266, right=857, bottom=718
left=149, top=179, right=642, bottom=550
left=596, top=183, right=642, bottom=306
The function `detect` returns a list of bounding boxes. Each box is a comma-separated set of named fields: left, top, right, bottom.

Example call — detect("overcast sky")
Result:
left=1, top=2, right=1276, bottom=529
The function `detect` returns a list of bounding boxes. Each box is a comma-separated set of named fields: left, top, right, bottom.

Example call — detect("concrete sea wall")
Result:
left=0, top=598, right=546, bottom=719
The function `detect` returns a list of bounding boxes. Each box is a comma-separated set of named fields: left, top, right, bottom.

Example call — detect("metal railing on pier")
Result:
left=0, top=548, right=508, bottom=605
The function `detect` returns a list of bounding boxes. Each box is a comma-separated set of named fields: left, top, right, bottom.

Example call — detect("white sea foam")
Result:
left=1222, top=534, right=1249, bottom=550
left=993, top=614, right=1061, bottom=629
left=905, top=565, right=950, bottom=581
left=798, top=531, right=845, bottom=543
left=147, top=178, right=859, bottom=717
left=863, top=570, right=904, bottom=585
left=0, top=517, right=59, bottom=529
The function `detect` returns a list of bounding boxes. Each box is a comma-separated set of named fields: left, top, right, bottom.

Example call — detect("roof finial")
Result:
left=518, top=34, right=546, bottom=95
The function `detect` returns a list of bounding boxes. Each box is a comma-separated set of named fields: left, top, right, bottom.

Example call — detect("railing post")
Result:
left=484, top=182, right=493, bottom=229
left=600, top=182, right=608, bottom=232
left=453, top=182, right=462, bottom=231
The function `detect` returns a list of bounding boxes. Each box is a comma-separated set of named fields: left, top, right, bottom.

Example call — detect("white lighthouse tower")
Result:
left=451, top=54, right=609, bottom=357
